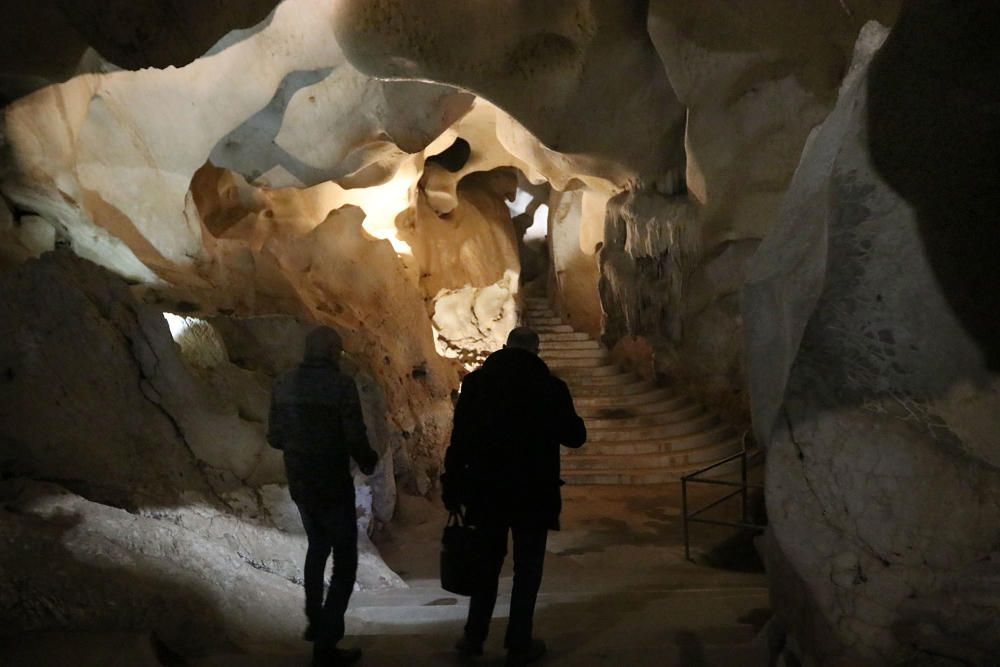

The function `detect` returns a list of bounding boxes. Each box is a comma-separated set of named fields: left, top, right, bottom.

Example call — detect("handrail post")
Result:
left=682, top=476, right=690, bottom=561
left=740, top=448, right=748, bottom=524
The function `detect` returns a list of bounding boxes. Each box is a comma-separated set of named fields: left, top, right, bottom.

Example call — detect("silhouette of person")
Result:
left=443, top=326, right=586, bottom=666
left=268, top=326, right=377, bottom=667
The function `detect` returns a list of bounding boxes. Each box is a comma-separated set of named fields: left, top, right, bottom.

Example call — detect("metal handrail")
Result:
left=681, top=431, right=766, bottom=561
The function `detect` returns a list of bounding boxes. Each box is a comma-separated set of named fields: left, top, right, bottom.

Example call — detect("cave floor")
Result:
left=218, top=483, right=769, bottom=666
left=3, top=483, right=769, bottom=667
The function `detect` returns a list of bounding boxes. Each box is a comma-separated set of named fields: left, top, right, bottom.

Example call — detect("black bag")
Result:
left=440, top=511, right=481, bottom=596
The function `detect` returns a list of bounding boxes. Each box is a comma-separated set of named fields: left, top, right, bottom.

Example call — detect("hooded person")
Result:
left=442, top=326, right=586, bottom=666
left=268, top=326, right=378, bottom=667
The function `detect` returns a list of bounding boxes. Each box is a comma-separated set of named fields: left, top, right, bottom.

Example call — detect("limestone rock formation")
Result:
left=431, top=270, right=520, bottom=368
left=0, top=1, right=281, bottom=80
left=1, top=479, right=303, bottom=655
left=549, top=188, right=608, bottom=339
left=332, top=0, right=686, bottom=188
left=1, top=252, right=231, bottom=507
left=0, top=253, right=404, bottom=629
left=592, top=0, right=903, bottom=417
left=745, top=13, right=1000, bottom=664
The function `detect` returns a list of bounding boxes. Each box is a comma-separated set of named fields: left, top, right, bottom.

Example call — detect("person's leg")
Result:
left=463, top=520, right=509, bottom=645
left=504, top=524, right=548, bottom=651
left=313, top=500, right=361, bottom=665
left=321, top=500, right=359, bottom=645
left=296, top=503, right=332, bottom=628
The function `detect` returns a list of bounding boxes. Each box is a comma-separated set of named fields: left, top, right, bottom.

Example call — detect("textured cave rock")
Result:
left=597, top=188, right=757, bottom=415
left=0, top=480, right=298, bottom=655
left=210, top=64, right=474, bottom=189
left=744, top=14, right=1000, bottom=664
left=0, top=253, right=404, bottom=632
left=397, top=167, right=522, bottom=366
left=588, top=0, right=902, bottom=418
left=404, top=168, right=520, bottom=299
left=0, top=251, right=239, bottom=507
left=431, top=271, right=520, bottom=369
left=0, top=0, right=575, bottom=481
left=3, top=13, right=465, bottom=490
left=53, top=0, right=283, bottom=71
left=332, top=0, right=686, bottom=188
left=0, top=1, right=283, bottom=105
left=1, top=0, right=654, bottom=477
left=549, top=188, right=607, bottom=338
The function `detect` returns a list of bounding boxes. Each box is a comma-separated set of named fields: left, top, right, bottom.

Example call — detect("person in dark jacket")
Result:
left=267, top=326, right=378, bottom=667
left=443, top=326, right=586, bottom=666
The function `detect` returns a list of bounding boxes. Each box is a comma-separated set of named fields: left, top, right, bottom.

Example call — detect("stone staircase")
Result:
left=524, top=296, right=743, bottom=484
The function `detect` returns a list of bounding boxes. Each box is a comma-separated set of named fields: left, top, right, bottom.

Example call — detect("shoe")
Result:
left=455, top=636, right=484, bottom=657
left=505, top=639, right=546, bottom=666
left=312, top=646, right=362, bottom=666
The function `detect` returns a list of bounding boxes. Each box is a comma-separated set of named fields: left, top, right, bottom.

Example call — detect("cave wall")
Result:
left=744, top=5, right=1000, bottom=662
left=548, top=188, right=606, bottom=338
left=593, top=0, right=902, bottom=420
left=331, top=0, right=686, bottom=188
left=0, top=252, right=406, bottom=651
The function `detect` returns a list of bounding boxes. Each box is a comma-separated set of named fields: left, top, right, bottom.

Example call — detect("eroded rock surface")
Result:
left=332, top=0, right=686, bottom=188
left=1, top=479, right=303, bottom=655
left=0, top=253, right=405, bottom=650
left=745, top=15, right=1000, bottom=664
left=593, top=1, right=902, bottom=417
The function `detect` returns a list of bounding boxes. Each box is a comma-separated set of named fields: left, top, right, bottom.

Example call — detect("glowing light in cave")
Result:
left=506, top=188, right=549, bottom=242
left=164, top=312, right=194, bottom=341
left=507, top=188, right=534, bottom=216
left=526, top=204, right=548, bottom=241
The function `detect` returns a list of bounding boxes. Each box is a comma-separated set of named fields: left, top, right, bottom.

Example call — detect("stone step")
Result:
left=527, top=316, right=564, bottom=326
left=560, top=370, right=638, bottom=385
left=552, top=364, right=623, bottom=378
left=538, top=332, right=591, bottom=342
left=525, top=309, right=557, bottom=319
left=538, top=340, right=601, bottom=351
left=583, top=403, right=709, bottom=433
left=588, top=414, right=723, bottom=442
left=574, top=387, right=676, bottom=409
left=546, top=356, right=608, bottom=369
left=561, top=457, right=742, bottom=485
left=563, top=429, right=743, bottom=463
left=568, top=378, right=652, bottom=397
left=561, top=440, right=744, bottom=472
left=533, top=324, right=575, bottom=333
left=578, top=395, right=693, bottom=417
left=583, top=403, right=704, bottom=429
left=539, top=348, right=607, bottom=360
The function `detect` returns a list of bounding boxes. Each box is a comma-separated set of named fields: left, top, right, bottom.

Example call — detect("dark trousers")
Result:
left=464, top=520, right=548, bottom=650
left=296, top=500, right=358, bottom=658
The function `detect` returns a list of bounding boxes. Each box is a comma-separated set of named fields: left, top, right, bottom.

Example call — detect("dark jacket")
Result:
left=267, top=358, right=377, bottom=509
left=443, top=347, right=586, bottom=530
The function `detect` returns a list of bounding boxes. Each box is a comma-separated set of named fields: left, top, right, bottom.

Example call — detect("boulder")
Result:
left=0, top=479, right=303, bottom=655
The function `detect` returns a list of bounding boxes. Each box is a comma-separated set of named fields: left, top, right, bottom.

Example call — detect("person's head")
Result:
left=304, top=326, right=344, bottom=362
left=504, top=326, right=540, bottom=355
